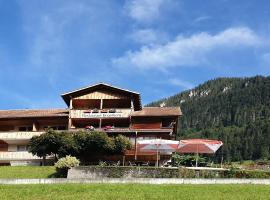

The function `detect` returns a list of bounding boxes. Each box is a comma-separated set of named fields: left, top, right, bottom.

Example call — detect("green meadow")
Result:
left=0, top=166, right=57, bottom=178
left=0, top=184, right=269, bottom=200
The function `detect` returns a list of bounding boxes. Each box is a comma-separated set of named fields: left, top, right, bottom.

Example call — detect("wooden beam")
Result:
left=68, top=97, right=73, bottom=129
left=70, top=98, right=73, bottom=109
left=32, top=122, right=38, bottom=132
left=99, top=118, right=102, bottom=128
left=131, top=98, right=134, bottom=110
left=68, top=118, right=73, bottom=129
left=100, top=99, right=103, bottom=109
left=135, top=131, right=138, bottom=160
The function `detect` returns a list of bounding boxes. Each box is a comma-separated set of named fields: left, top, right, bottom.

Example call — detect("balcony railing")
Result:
left=0, top=151, right=41, bottom=160
left=0, top=132, right=44, bottom=140
left=70, top=109, right=132, bottom=119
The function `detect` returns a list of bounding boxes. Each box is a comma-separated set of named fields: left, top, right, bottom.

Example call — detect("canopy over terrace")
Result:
left=137, top=139, right=179, bottom=167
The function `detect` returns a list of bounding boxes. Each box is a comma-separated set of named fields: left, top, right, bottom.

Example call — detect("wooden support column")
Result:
left=68, top=118, right=73, bottom=130
left=99, top=118, right=102, bottom=128
left=32, top=122, right=38, bottom=132
left=100, top=99, right=103, bottom=109
left=70, top=98, right=73, bottom=109
left=174, top=118, right=179, bottom=140
left=99, top=99, right=103, bottom=129
left=68, top=98, right=73, bottom=130
left=134, top=131, right=138, bottom=160
left=131, top=98, right=134, bottom=110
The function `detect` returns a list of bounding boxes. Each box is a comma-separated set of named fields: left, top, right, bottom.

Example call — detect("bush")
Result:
left=55, top=156, right=80, bottom=177
left=112, top=135, right=132, bottom=154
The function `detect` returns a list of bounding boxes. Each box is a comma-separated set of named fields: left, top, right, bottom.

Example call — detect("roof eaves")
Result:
left=61, top=82, right=140, bottom=97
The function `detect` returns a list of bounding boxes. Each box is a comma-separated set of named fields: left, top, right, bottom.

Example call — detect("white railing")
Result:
left=0, top=132, right=44, bottom=140
left=0, top=151, right=41, bottom=160
left=70, top=109, right=132, bottom=118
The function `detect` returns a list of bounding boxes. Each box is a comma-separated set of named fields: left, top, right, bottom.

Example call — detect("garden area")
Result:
left=11, top=129, right=266, bottom=179
left=0, top=184, right=269, bottom=200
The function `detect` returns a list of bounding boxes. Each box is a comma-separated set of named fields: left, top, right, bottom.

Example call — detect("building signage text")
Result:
left=82, top=113, right=123, bottom=118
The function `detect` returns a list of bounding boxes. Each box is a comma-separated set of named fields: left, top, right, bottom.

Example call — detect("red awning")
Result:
left=177, top=139, right=223, bottom=154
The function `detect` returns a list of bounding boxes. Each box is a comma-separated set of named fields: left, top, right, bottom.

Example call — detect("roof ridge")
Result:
left=61, top=82, right=140, bottom=96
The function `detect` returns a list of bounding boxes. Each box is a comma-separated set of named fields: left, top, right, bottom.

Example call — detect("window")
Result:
left=17, top=145, right=28, bottom=151
left=18, top=126, right=32, bottom=132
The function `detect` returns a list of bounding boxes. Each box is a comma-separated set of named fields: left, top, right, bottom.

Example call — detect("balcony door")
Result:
left=0, top=140, right=8, bottom=151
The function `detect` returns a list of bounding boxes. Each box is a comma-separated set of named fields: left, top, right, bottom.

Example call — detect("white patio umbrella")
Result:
left=137, top=139, right=179, bottom=167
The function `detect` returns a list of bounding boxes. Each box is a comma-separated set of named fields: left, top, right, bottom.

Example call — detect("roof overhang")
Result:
left=130, top=107, right=182, bottom=117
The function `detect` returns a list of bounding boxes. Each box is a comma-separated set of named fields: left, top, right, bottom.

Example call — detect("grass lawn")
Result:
left=0, top=166, right=57, bottom=178
left=0, top=184, right=269, bottom=200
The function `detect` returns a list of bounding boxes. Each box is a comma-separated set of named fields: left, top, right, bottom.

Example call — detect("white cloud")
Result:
left=112, top=27, right=265, bottom=71
left=125, top=0, right=166, bottom=22
left=193, top=16, right=211, bottom=24
left=129, top=29, right=168, bottom=44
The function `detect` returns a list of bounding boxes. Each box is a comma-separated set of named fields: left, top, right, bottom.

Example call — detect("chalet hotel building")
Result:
left=0, top=83, right=181, bottom=166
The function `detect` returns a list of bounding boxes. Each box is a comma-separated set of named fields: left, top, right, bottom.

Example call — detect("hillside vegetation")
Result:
left=148, top=76, right=270, bottom=162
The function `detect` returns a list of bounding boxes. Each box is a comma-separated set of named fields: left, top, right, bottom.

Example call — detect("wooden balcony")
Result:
left=0, top=132, right=44, bottom=141
left=0, top=151, right=41, bottom=161
left=70, top=109, right=132, bottom=119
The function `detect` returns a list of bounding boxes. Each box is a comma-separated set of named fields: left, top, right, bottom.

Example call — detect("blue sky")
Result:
left=0, top=0, right=270, bottom=109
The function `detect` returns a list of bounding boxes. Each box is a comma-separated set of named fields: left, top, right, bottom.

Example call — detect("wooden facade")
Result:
left=0, top=83, right=181, bottom=165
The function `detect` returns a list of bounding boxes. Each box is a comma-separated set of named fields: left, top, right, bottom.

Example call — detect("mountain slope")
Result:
left=148, top=76, right=270, bottom=161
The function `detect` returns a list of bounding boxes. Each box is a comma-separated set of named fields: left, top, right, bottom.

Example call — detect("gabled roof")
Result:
left=61, top=83, right=142, bottom=110
left=0, top=109, right=69, bottom=119
left=130, top=107, right=182, bottom=117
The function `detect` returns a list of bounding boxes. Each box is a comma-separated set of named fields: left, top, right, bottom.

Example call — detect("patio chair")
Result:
left=112, top=161, right=120, bottom=166
left=128, top=161, right=136, bottom=166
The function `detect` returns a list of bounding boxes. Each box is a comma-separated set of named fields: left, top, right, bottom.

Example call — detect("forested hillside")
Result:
left=148, top=76, right=270, bottom=162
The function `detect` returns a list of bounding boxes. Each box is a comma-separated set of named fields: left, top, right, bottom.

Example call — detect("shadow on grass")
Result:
left=48, top=171, right=66, bottom=178
left=48, top=168, right=68, bottom=178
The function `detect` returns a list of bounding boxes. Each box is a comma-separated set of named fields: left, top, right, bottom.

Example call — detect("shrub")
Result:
left=55, top=156, right=80, bottom=177
left=112, top=135, right=132, bottom=155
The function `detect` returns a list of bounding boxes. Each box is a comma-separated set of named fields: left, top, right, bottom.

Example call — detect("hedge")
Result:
left=71, top=166, right=270, bottom=179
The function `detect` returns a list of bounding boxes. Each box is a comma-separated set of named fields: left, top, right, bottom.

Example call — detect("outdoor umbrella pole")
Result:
left=195, top=152, right=198, bottom=167
left=156, top=143, right=160, bottom=167
left=195, top=144, right=199, bottom=167
left=156, top=146, right=159, bottom=167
